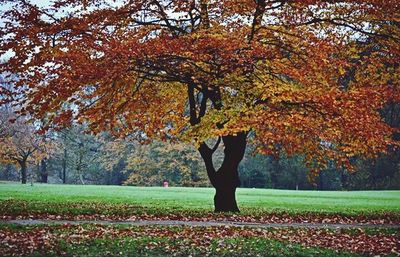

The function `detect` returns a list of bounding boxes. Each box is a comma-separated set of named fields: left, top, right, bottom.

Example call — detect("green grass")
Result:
left=1, top=184, right=398, bottom=256
left=38, top=236, right=355, bottom=257
left=0, top=183, right=399, bottom=216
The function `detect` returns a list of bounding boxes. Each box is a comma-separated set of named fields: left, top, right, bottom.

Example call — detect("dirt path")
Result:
left=1, top=219, right=399, bottom=229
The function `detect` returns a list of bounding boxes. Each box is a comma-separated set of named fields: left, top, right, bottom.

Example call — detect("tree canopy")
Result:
left=0, top=0, right=399, bottom=209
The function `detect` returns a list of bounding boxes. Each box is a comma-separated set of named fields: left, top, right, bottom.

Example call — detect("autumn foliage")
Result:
left=0, top=1, right=399, bottom=209
left=0, top=108, right=49, bottom=183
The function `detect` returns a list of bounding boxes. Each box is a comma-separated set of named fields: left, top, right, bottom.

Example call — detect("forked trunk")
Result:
left=79, top=173, right=85, bottom=185
left=189, top=81, right=247, bottom=212
left=199, top=132, right=247, bottom=212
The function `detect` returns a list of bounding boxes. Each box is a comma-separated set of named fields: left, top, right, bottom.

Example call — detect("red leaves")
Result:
left=1, top=0, right=399, bottom=181
left=52, top=110, right=73, bottom=129
left=270, top=228, right=399, bottom=255
left=0, top=227, right=56, bottom=256
left=0, top=225, right=398, bottom=256
left=2, top=211, right=399, bottom=226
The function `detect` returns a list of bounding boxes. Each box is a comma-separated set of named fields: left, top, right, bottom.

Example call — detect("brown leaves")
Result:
left=2, top=212, right=399, bottom=226
left=0, top=224, right=398, bottom=256
left=1, top=0, right=399, bottom=181
left=0, top=109, right=51, bottom=166
left=0, top=227, right=56, bottom=256
left=268, top=227, right=399, bottom=255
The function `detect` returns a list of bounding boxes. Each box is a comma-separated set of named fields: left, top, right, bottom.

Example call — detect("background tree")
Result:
left=0, top=0, right=399, bottom=211
left=0, top=164, right=18, bottom=181
left=0, top=108, right=47, bottom=184
left=36, top=158, right=48, bottom=183
left=55, top=125, right=105, bottom=184
left=124, top=141, right=209, bottom=187
left=99, top=138, right=131, bottom=185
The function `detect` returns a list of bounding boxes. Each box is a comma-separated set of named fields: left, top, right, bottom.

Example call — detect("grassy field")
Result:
left=1, top=183, right=399, bottom=256
left=0, top=183, right=399, bottom=215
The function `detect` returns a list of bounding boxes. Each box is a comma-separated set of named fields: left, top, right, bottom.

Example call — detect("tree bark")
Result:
left=187, top=78, right=247, bottom=212
left=62, top=148, right=67, bottom=184
left=40, top=159, right=48, bottom=183
left=19, top=160, right=27, bottom=184
left=199, top=132, right=247, bottom=212
left=214, top=185, right=239, bottom=212
left=79, top=173, right=85, bottom=185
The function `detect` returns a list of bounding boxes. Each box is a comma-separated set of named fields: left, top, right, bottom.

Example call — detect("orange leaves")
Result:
left=0, top=0, right=398, bottom=181
left=252, top=85, right=393, bottom=160
left=0, top=109, right=51, bottom=165
left=52, top=110, right=73, bottom=129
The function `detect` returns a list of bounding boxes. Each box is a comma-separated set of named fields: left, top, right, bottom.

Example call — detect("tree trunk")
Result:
left=40, top=159, right=48, bottom=183
left=199, top=132, right=247, bottom=212
left=62, top=149, right=67, bottom=184
left=79, top=173, right=85, bottom=185
left=19, top=160, right=27, bottom=184
left=214, top=186, right=239, bottom=212
left=188, top=80, right=247, bottom=212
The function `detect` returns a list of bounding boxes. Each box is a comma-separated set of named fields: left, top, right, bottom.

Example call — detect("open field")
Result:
left=1, top=183, right=399, bottom=215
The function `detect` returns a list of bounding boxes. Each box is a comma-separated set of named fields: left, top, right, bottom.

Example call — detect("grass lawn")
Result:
left=1, top=183, right=399, bottom=256
left=0, top=182, right=399, bottom=216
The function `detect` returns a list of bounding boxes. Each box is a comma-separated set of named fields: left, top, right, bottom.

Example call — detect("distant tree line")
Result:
left=239, top=151, right=400, bottom=190
left=1, top=103, right=399, bottom=190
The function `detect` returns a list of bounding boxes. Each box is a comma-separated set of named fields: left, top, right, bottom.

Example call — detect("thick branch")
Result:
left=187, top=83, right=198, bottom=126
left=198, top=142, right=217, bottom=187
left=151, top=0, right=187, bottom=35
left=249, top=0, right=266, bottom=42
left=200, top=1, right=210, bottom=29
left=198, top=90, right=208, bottom=121
left=211, top=136, right=221, bottom=153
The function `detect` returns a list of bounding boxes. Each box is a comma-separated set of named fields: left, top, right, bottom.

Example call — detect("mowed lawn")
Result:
left=1, top=183, right=400, bottom=256
left=1, top=182, right=399, bottom=215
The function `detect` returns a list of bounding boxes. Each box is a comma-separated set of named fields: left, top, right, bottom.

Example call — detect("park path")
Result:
left=1, top=219, right=399, bottom=229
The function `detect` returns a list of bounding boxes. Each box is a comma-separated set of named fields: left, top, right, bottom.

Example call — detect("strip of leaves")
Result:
left=0, top=224, right=398, bottom=256
left=1, top=199, right=399, bottom=225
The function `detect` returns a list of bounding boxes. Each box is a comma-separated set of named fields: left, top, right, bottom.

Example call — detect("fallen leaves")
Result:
left=0, top=227, right=57, bottom=256
left=0, top=224, right=398, bottom=256
left=1, top=200, right=398, bottom=256
left=2, top=210, right=399, bottom=226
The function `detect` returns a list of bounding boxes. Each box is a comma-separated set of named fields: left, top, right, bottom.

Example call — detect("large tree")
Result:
left=0, top=0, right=399, bottom=211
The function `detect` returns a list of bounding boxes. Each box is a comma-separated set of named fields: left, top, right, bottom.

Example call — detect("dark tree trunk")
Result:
left=199, top=132, right=247, bottom=212
left=19, top=160, right=27, bottom=184
left=187, top=80, right=247, bottom=212
left=40, top=159, right=48, bottom=183
left=214, top=186, right=239, bottom=212
left=62, top=149, right=67, bottom=184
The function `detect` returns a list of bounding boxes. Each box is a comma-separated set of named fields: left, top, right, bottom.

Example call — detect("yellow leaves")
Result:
left=248, top=79, right=395, bottom=176
left=338, top=66, right=346, bottom=76
left=0, top=112, right=50, bottom=166
left=0, top=0, right=398, bottom=185
left=124, top=140, right=208, bottom=186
